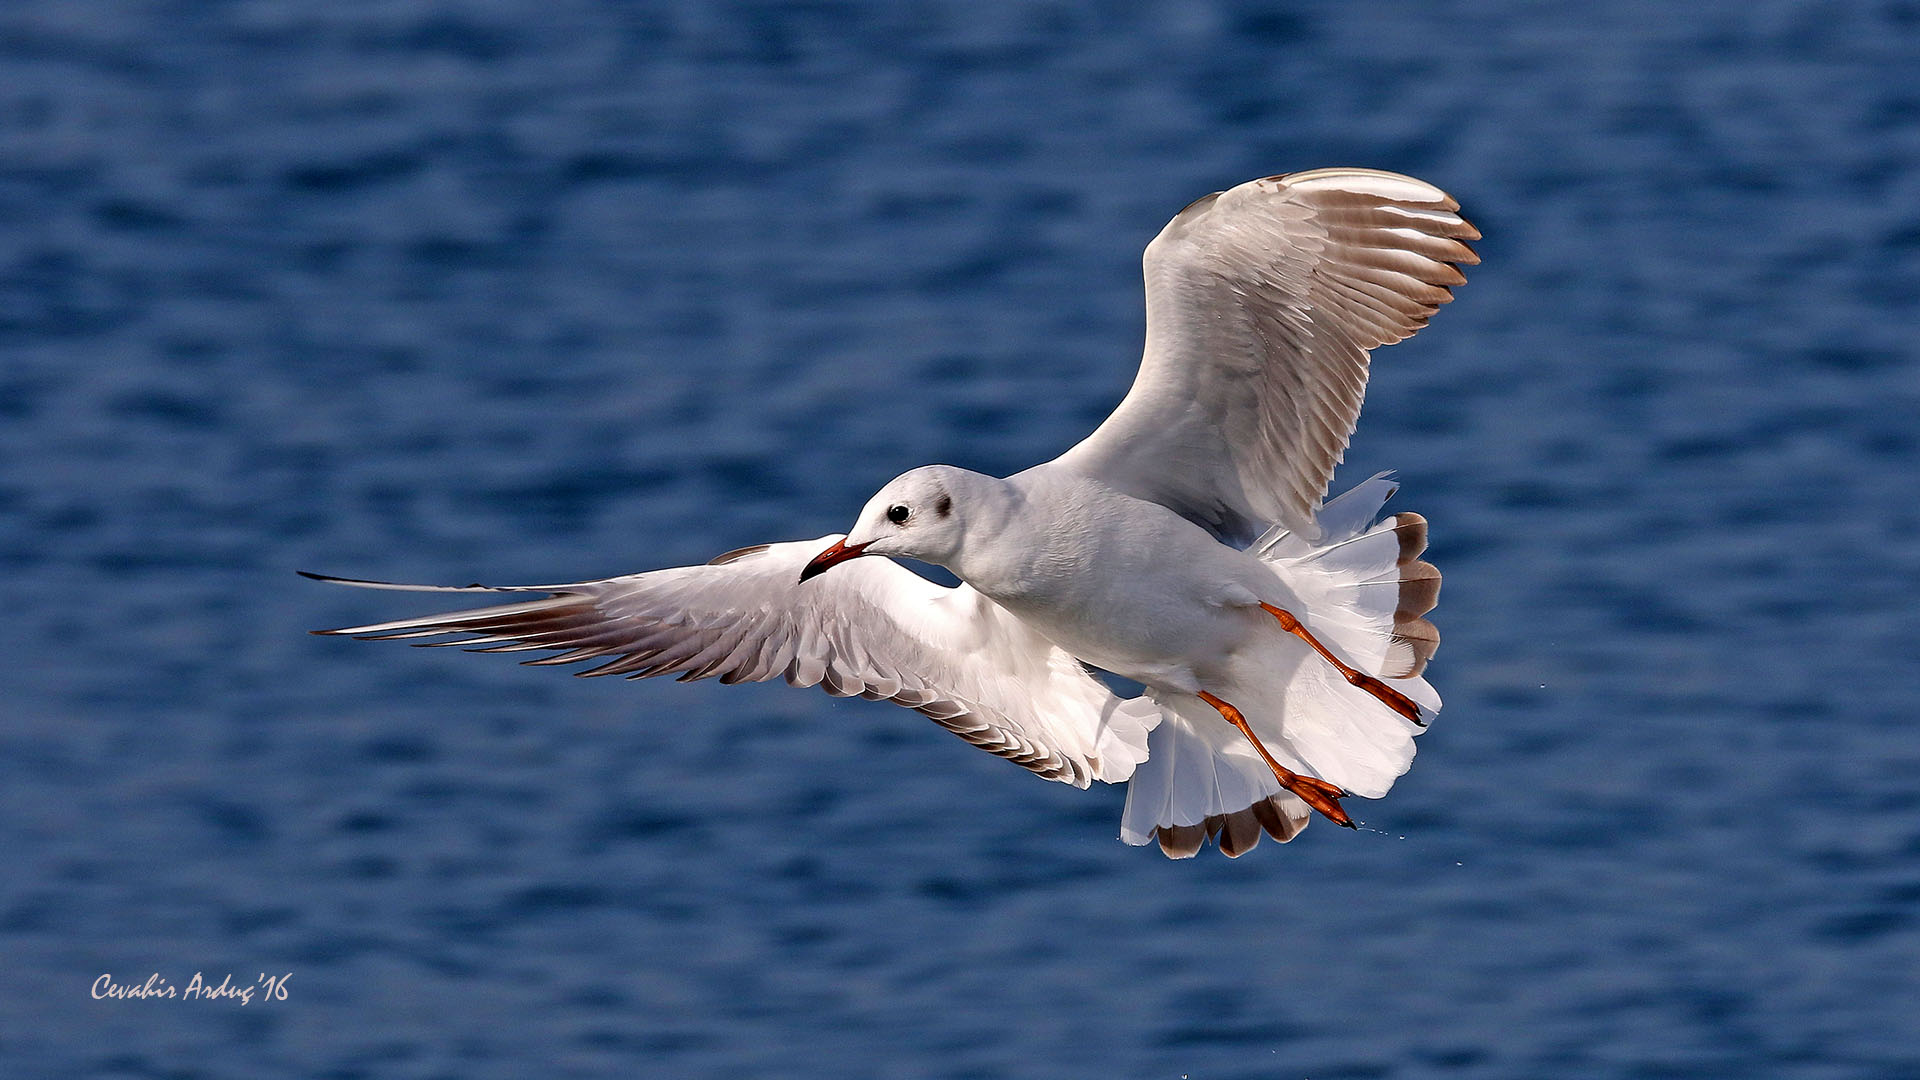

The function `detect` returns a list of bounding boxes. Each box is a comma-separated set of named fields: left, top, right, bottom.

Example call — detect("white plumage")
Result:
left=309, top=168, right=1477, bottom=858
left=309, top=541, right=1156, bottom=788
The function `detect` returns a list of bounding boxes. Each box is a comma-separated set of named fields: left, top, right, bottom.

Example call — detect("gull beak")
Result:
left=800, top=538, right=870, bottom=582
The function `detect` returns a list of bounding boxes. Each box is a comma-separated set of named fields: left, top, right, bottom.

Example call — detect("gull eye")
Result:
left=887, top=504, right=910, bottom=525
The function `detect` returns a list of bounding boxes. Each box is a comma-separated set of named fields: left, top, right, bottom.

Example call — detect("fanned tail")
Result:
left=1251, top=473, right=1442, bottom=680
left=1120, top=473, right=1442, bottom=857
left=1118, top=695, right=1313, bottom=858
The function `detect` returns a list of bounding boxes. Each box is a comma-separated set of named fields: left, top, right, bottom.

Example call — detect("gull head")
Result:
left=800, top=465, right=978, bottom=582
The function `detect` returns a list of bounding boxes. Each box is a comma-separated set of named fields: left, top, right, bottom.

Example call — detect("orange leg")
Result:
left=1259, top=603, right=1425, bottom=726
left=1197, top=690, right=1354, bottom=829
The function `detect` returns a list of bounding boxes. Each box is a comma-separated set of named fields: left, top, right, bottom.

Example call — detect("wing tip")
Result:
left=297, top=569, right=547, bottom=594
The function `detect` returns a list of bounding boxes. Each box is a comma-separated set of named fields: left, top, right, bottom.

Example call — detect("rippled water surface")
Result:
left=4, top=2, right=1918, bottom=1077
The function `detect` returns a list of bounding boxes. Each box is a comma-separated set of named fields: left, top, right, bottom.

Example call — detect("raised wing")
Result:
left=1052, top=168, right=1478, bottom=544
left=305, top=538, right=1157, bottom=787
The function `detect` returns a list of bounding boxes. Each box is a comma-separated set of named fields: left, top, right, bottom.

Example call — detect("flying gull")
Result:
left=306, top=168, right=1478, bottom=858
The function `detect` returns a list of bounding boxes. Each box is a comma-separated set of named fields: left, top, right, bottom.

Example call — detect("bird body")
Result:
left=943, top=466, right=1283, bottom=695
left=309, top=167, right=1476, bottom=858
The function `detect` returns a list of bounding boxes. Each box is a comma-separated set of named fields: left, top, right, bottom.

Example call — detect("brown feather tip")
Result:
left=1397, top=560, right=1442, bottom=621
left=1153, top=796, right=1315, bottom=859
left=1391, top=512, right=1429, bottom=564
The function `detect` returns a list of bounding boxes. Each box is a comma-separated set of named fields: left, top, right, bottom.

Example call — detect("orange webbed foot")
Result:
left=1259, top=603, right=1424, bottom=725
left=1197, top=690, right=1355, bottom=829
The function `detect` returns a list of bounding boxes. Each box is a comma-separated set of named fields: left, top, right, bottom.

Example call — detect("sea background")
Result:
left=3, top=1, right=1917, bottom=1077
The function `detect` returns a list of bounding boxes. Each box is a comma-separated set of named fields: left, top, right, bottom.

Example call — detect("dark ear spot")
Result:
left=935, top=494, right=953, bottom=518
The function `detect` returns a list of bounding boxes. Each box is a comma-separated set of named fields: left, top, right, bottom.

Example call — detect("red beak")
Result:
left=799, top=538, right=870, bottom=582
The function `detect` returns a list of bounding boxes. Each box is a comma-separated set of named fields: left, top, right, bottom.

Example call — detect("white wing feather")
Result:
left=307, top=538, right=1157, bottom=788
left=1053, top=168, right=1479, bottom=543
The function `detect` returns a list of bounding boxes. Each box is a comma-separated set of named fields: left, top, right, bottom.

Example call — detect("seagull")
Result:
left=306, top=168, right=1477, bottom=858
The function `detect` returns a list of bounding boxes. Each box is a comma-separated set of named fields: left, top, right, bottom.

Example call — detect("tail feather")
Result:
left=1396, top=559, right=1441, bottom=620
left=1121, top=475, right=1444, bottom=857
left=1154, top=795, right=1314, bottom=858
left=1391, top=509, right=1428, bottom=562
left=1266, top=499, right=1443, bottom=685
left=1386, top=616, right=1441, bottom=680
left=1385, top=513, right=1441, bottom=678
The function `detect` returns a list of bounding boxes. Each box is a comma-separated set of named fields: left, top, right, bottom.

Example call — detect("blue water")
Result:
left=3, top=1, right=1917, bottom=1076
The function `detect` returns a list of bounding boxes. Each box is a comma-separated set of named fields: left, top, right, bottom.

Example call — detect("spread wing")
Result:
left=1051, top=168, right=1479, bottom=544
left=305, top=538, right=1158, bottom=787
